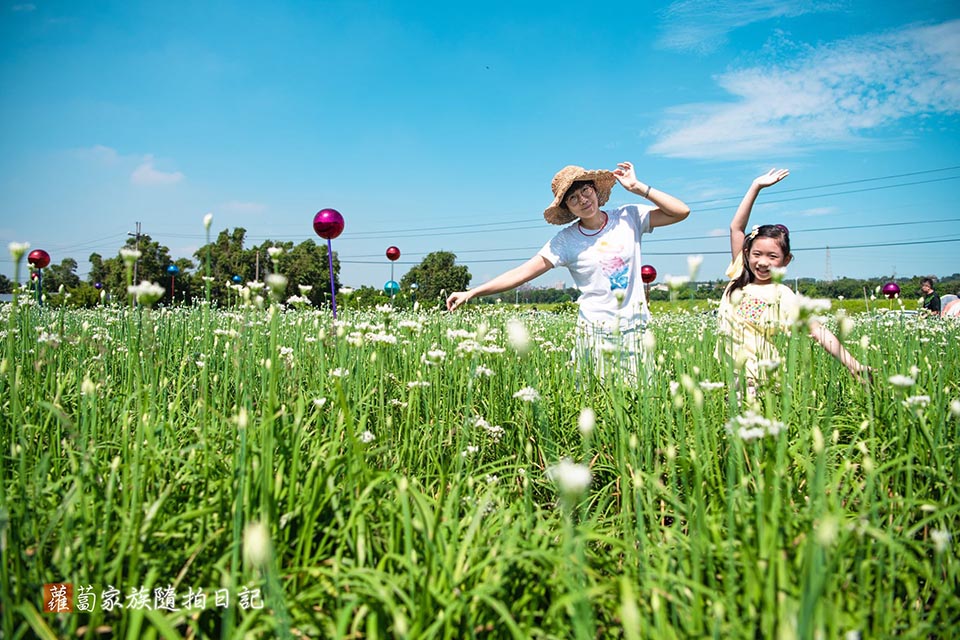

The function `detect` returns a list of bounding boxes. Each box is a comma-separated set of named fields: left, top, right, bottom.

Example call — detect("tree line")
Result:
left=3, top=229, right=956, bottom=309
left=2, top=228, right=473, bottom=309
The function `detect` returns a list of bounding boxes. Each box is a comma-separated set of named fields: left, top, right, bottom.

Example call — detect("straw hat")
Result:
left=543, top=165, right=618, bottom=225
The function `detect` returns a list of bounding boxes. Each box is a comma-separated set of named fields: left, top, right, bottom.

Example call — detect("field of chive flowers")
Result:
left=2, top=296, right=959, bottom=639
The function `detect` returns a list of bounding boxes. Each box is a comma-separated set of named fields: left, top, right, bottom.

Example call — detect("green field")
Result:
left=2, top=295, right=958, bottom=639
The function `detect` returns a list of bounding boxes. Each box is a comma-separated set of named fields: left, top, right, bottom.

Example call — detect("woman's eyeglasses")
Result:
left=565, top=183, right=595, bottom=204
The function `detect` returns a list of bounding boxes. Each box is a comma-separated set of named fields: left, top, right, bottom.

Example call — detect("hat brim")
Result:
left=543, top=169, right=618, bottom=225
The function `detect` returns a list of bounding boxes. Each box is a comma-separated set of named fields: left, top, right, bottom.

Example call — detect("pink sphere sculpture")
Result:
left=882, top=282, right=900, bottom=299
left=28, top=249, right=51, bottom=269
left=386, top=246, right=401, bottom=261
left=313, top=209, right=344, bottom=240
left=640, top=264, right=657, bottom=284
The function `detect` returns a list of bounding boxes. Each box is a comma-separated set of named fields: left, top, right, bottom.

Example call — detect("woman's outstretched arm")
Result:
left=446, top=255, right=553, bottom=311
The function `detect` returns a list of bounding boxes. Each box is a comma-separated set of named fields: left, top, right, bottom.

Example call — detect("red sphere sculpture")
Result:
left=386, top=246, right=401, bottom=261
left=881, top=282, right=900, bottom=299
left=312, top=209, right=345, bottom=240
left=28, top=249, right=51, bottom=269
left=640, top=264, right=657, bottom=284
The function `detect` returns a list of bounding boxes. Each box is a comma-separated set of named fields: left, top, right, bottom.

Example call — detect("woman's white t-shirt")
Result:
left=538, top=204, right=654, bottom=331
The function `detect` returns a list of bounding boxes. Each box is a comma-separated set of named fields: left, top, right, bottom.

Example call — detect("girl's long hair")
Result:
left=726, top=224, right=791, bottom=298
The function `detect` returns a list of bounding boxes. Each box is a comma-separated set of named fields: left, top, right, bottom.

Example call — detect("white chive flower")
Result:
left=513, top=387, right=540, bottom=403
left=127, top=281, right=165, bottom=306
left=242, top=521, right=271, bottom=568
left=577, top=407, right=596, bottom=436
left=887, top=374, right=915, bottom=388
left=506, top=318, right=531, bottom=354
left=8, top=241, right=30, bottom=262
left=546, top=459, right=592, bottom=496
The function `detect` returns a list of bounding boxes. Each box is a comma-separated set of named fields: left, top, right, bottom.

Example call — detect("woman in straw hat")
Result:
left=446, top=161, right=690, bottom=380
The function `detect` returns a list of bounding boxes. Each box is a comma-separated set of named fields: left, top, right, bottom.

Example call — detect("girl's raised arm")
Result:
left=730, top=168, right=790, bottom=260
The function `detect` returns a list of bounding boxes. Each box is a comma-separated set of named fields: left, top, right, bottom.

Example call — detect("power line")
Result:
left=692, top=175, right=960, bottom=213
left=342, top=235, right=960, bottom=264
left=341, top=218, right=960, bottom=258
left=144, top=165, right=960, bottom=241
left=4, top=165, right=958, bottom=264
left=682, top=165, right=960, bottom=204
left=4, top=217, right=959, bottom=264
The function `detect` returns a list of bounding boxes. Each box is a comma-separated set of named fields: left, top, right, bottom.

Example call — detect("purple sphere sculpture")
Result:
left=313, top=208, right=345, bottom=319
left=882, top=282, right=900, bottom=299
left=313, top=209, right=345, bottom=240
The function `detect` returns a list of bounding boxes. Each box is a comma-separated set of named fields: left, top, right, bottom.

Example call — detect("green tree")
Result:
left=0, top=273, right=14, bottom=294
left=65, top=282, right=103, bottom=308
left=192, top=227, right=254, bottom=302
left=43, top=258, right=81, bottom=295
left=400, top=251, right=470, bottom=307
left=92, top=235, right=177, bottom=304
left=280, top=240, right=341, bottom=306
left=88, top=253, right=108, bottom=287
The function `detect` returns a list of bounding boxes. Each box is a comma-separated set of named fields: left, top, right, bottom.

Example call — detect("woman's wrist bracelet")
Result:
left=643, top=185, right=652, bottom=199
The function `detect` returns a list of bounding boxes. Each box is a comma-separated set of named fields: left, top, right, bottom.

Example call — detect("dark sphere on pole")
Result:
left=28, top=249, right=51, bottom=269
left=313, top=209, right=345, bottom=240
left=640, top=264, right=657, bottom=284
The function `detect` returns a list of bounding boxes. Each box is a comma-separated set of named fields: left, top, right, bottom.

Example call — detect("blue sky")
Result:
left=2, top=0, right=959, bottom=292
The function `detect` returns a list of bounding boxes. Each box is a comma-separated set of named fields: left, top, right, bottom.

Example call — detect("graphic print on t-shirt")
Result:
left=596, top=238, right=629, bottom=290
left=601, top=257, right=628, bottom=290
left=736, top=295, right=768, bottom=324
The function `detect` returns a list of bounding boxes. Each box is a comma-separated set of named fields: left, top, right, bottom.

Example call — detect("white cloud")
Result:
left=82, top=145, right=120, bottom=163
left=650, top=20, right=960, bottom=160
left=131, top=155, right=185, bottom=186
left=11, top=4, right=37, bottom=12
left=708, top=228, right=728, bottom=237
left=220, top=201, right=267, bottom=214
left=656, top=0, right=839, bottom=54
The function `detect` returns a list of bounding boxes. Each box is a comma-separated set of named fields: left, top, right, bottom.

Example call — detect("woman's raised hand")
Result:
left=613, top=161, right=639, bottom=189
left=754, top=168, right=789, bottom=189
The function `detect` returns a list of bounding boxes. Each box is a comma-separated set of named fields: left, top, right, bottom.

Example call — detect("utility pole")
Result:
left=255, top=250, right=260, bottom=281
left=128, top=222, right=142, bottom=283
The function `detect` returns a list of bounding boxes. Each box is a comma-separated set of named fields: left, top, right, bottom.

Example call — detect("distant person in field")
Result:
left=446, top=161, right=691, bottom=380
left=920, top=277, right=941, bottom=315
left=717, top=169, right=869, bottom=394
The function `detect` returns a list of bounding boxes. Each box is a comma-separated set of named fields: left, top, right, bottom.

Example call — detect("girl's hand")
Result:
left=446, top=291, right=471, bottom=311
left=613, top=161, right=641, bottom=191
left=849, top=363, right=874, bottom=384
left=754, top=168, right=789, bottom=189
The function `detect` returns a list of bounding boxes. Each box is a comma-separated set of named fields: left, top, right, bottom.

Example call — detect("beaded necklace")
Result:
left=578, top=212, right=608, bottom=237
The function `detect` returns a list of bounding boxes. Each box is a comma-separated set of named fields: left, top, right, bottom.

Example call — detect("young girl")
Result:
left=717, top=168, right=868, bottom=390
